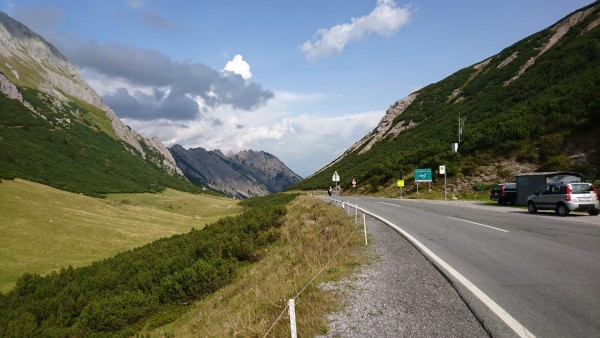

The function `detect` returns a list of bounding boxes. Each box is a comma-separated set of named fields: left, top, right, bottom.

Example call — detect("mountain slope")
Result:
left=0, top=12, right=199, bottom=196
left=296, top=2, right=600, bottom=193
left=170, top=145, right=301, bottom=198
left=230, top=149, right=302, bottom=192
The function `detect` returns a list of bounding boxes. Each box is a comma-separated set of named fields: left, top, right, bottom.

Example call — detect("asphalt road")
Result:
left=338, top=196, right=600, bottom=338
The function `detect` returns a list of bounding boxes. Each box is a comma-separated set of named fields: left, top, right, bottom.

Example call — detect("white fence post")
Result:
left=363, top=214, right=368, bottom=245
left=289, top=299, right=297, bottom=338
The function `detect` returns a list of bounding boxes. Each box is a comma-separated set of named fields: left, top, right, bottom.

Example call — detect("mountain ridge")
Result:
left=1, top=12, right=300, bottom=197
left=297, top=2, right=600, bottom=193
left=0, top=11, right=182, bottom=176
left=170, top=145, right=301, bottom=199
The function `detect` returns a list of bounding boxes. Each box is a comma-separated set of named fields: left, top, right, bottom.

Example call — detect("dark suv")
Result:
left=526, top=182, right=600, bottom=216
left=490, top=183, right=517, bottom=205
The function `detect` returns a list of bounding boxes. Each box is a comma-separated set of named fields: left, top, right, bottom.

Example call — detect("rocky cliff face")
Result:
left=0, top=12, right=181, bottom=175
left=170, top=145, right=301, bottom=198
left=230, top=149, right=302, bottom=192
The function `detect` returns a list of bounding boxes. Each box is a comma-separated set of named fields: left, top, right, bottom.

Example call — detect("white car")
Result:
left=527, top=182, right=600, bottom=216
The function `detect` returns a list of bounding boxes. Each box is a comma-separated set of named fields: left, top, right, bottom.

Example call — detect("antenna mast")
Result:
left=458, top=114, right=464, bottom=143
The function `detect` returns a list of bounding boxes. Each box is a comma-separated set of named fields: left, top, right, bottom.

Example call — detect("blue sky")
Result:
left=2, top=0, right=595, bottom=177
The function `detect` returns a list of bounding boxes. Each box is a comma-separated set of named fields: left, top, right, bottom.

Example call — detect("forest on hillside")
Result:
left=294, top=9, right=600, bottom=193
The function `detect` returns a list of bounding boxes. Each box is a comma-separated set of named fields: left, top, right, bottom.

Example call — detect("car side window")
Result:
left=538, top=185, right=550, bottom=195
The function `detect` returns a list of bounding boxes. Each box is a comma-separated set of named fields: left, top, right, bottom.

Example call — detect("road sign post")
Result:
left=439, top=164, right=447, bottom=201
left=397, top=180, right=404, bottom=198
left=414, top=168, right=432, bottom=195
left=332, top=171, right=340, bottom=193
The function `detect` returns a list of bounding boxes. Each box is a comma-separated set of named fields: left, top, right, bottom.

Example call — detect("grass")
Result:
left=0, top=179, right=241, bottom=293
left=144, top=195, right=368, bottom=337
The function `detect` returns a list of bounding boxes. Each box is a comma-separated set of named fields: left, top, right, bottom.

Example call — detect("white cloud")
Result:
left=300, top=0, right=411, bottom=60
left=122, top=90, right=383, bottom=177
left=223, top=54, right=252, bottom=80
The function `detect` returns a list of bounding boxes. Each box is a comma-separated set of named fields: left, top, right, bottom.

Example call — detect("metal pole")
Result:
left=444, top=171, right=447, bottom=201
left=363, top=214, right=368, bottom=245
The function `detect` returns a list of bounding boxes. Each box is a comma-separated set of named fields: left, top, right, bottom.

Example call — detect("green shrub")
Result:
left=472, top=182, right=487, bottom=191
left=0, top=193, right=298, bottom=337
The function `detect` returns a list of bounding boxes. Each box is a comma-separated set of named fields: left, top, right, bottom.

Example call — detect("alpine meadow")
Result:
left=1, top=2, right=600, bottom=337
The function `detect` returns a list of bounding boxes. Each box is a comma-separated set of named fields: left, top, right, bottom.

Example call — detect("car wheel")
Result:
left=498, top=200, right=505, bottom=205
left=556, top=203, right=570, bottom=217
left=527, top=202, right=537, bottom=214
left=589, top=209, right=600, bottom=216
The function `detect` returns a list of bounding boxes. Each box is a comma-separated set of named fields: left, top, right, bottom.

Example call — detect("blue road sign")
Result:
left=414, top=168, right=432, bottom=182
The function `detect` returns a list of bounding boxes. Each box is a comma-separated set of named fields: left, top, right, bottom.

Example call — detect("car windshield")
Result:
left=570, top=183, right=594, bottom=193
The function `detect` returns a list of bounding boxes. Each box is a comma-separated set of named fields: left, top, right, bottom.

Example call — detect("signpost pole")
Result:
left=444, top=170, right=447, bottom=201
left=439, top=164, right=447, bottom=201
left=332, top=171, right=340, bottom=195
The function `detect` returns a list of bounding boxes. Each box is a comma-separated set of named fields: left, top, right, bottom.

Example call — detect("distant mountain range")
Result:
left=295, top=2, right=600, bottom=193
left=170, top=146, right=301, bottom=199
left=0, top=12, right=300, bottom=197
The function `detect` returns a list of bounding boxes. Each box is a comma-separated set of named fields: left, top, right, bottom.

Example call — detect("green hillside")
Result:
left=0, top=87, right=203, bottom=196
left=0, top=179, right=240, bottom=293
left=295, top=4, right=600, bottom=193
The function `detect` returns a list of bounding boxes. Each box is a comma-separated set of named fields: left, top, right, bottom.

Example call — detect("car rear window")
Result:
left=570, top=183, right=594, bottom=194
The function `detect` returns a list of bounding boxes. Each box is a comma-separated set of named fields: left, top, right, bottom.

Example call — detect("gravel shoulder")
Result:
left=317, top=214, right=490, bottom=337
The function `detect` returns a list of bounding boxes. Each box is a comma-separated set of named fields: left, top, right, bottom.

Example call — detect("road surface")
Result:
left=336, top=196, right=600, bottom=338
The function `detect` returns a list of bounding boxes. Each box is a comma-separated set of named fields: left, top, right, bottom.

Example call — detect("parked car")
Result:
left=526, top=182, right=600, bottom=216
left=490, top=183, right=517, bottom=205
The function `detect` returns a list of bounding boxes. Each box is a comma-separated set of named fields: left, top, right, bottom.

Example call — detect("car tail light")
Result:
left=501, top=185, right=506, bottom=196
left=566, top=184, right=571, bottom=201
left=593, top=184, right=599, bottom=201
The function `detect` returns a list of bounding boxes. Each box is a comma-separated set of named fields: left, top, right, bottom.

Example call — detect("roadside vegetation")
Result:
left=0, top=192, right=366, bottom=337
left=147, top=195, right=366, bottom=337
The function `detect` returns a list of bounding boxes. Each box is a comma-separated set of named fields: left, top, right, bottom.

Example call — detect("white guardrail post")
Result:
left=363, top=213, right=368, bottom=245
left=289, top=299, right=297, bottom=338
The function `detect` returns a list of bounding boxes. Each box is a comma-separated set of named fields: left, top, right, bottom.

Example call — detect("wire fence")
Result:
left=263, top=194, right=366, bottom=337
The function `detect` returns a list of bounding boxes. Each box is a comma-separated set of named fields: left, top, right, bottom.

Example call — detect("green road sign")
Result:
left=414, top=168, right=432, bottom=182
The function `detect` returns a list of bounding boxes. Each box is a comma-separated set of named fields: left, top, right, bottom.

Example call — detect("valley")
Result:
left=0, top=179, right=241, bottom=292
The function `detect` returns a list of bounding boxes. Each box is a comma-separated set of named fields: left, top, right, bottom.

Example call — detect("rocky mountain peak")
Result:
left=0, top=12, right=181, bottom=175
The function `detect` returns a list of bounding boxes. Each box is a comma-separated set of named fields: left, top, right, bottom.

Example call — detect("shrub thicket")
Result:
left=0, top=193, right=297, bottom=337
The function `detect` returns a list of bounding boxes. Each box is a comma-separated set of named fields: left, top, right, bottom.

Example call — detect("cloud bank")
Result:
left=300, top=0, right=411, bottom=60
left=58, top=40, right=273, bottom=120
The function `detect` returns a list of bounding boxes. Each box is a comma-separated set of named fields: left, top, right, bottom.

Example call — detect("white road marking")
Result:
left=378, top=201, right=400, bottom=207
left=361, top=204, right=535, bottom=338
left=447, top=216, right=509, bottom=233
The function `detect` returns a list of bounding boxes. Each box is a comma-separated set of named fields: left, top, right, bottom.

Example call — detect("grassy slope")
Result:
left=0, top=179, right=241, bottom=293
left=146, top=195, right=367, bottom=337
left=294, top=8, right=600, bottom=193
left=0, top=85, right=202, bottom=196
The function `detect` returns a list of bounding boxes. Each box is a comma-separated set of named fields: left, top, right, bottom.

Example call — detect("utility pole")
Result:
left=458, top=113, right=464, bottom=144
